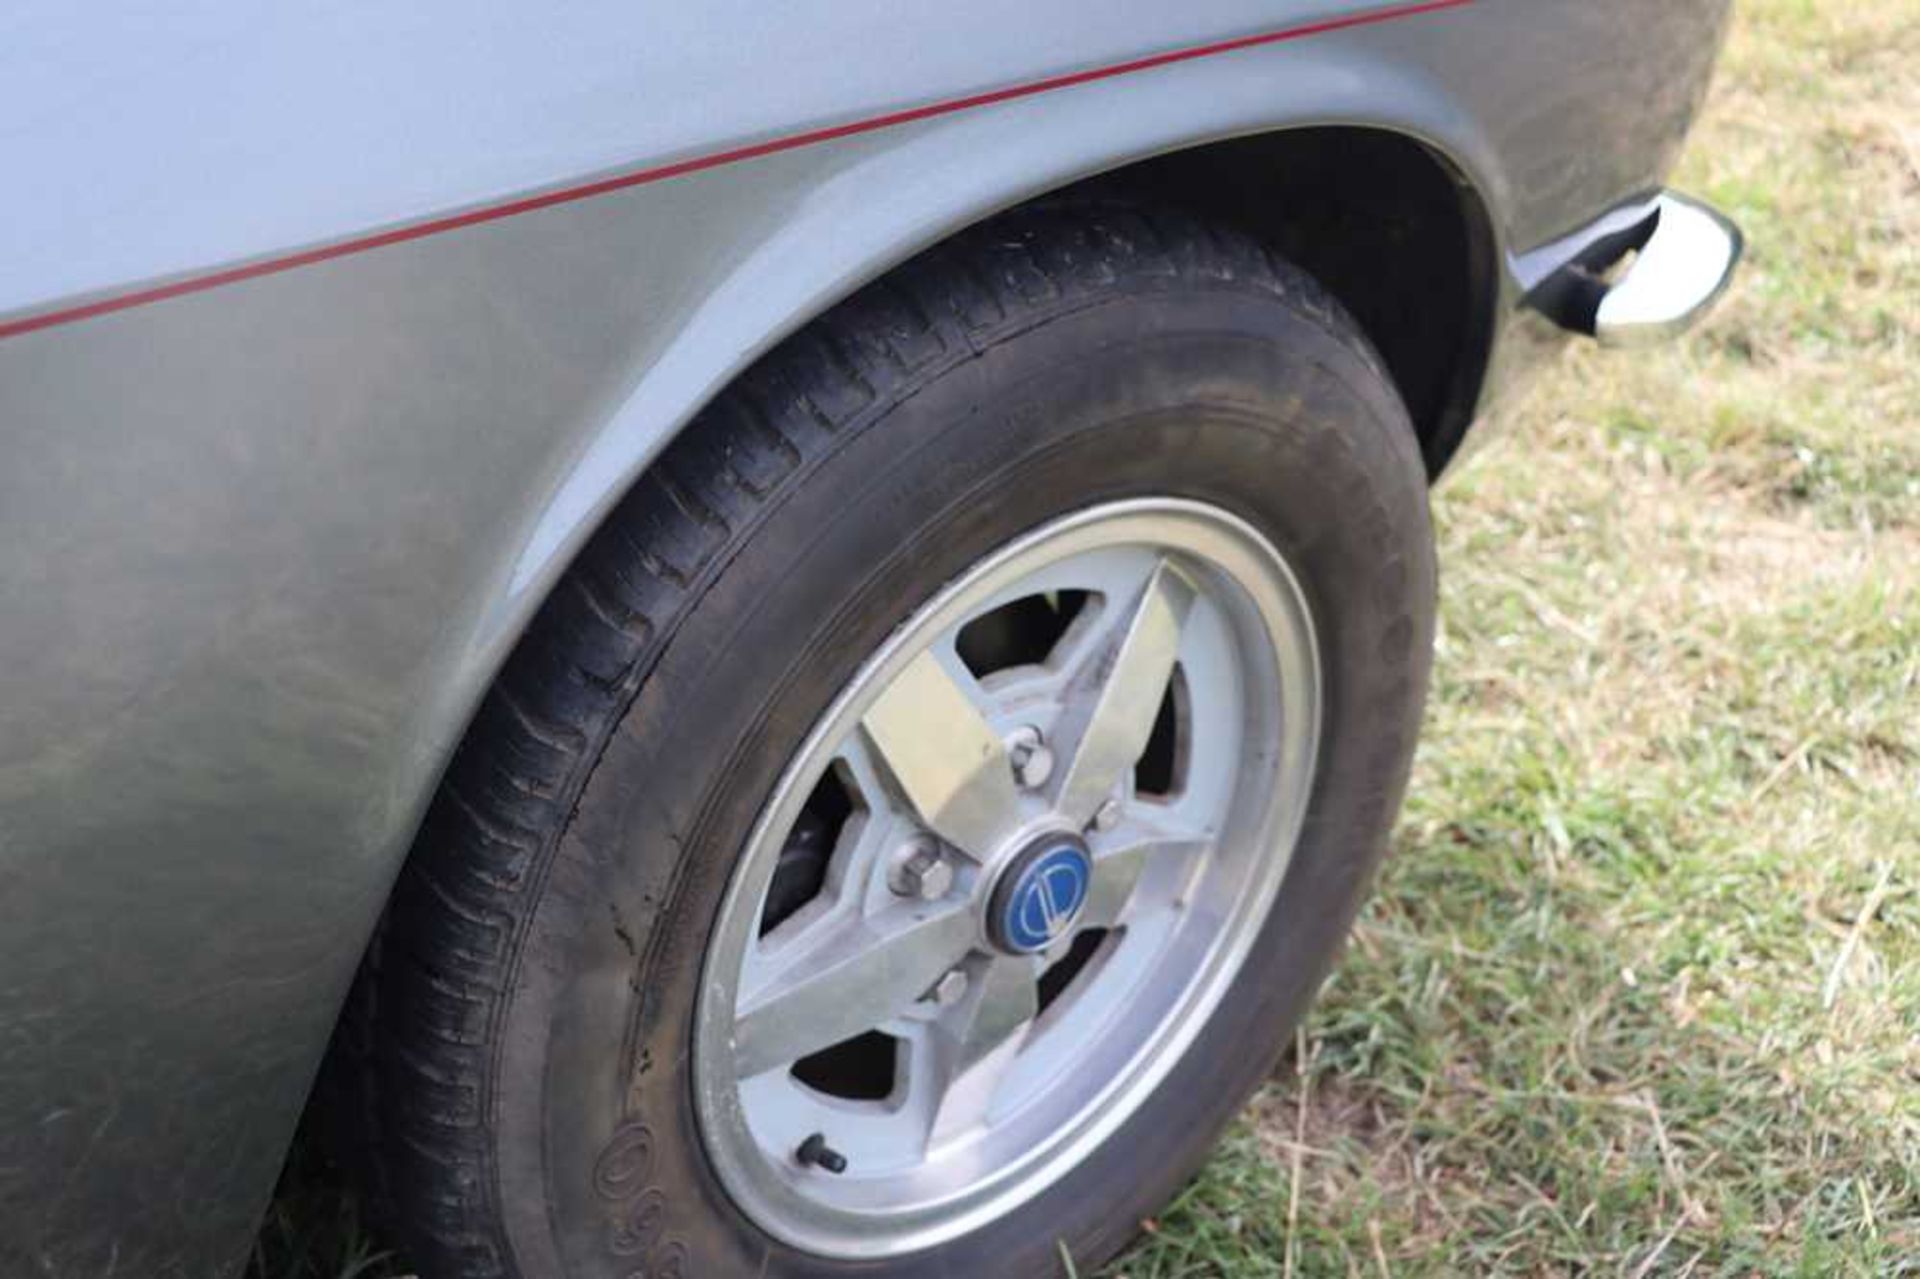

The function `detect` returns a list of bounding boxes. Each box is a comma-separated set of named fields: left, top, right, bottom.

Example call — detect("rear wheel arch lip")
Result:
left=343, top=74, right=1509, bottom=1121
left=426, top=105, right=1503, bottom=819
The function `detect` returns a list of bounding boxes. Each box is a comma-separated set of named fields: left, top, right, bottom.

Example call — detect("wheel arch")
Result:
left=486, top=116, right=1501, bottom=689
left=308, top=95, right=1499, bottom=1242
left=391, top=111, right=1506, bottom=940
left=332, top=88, right=1507, bottom=1112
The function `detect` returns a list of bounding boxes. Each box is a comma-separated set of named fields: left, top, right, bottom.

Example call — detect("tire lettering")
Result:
left=592, top=1121, right=656, bottom=1201
left=592, top=1117, right=694, bottom=1275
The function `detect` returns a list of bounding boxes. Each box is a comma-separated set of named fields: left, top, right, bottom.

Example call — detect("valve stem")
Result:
left=796, top=1132, right=848, bottom=1174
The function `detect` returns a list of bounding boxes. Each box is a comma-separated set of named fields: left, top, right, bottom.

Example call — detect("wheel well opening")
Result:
left=1049, top=128, right=1496, bottom=474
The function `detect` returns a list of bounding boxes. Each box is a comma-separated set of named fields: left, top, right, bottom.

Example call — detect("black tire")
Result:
left=352, top=203, right=1436, bottom=1279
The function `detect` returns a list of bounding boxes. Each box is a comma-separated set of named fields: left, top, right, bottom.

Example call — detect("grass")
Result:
left=1106, top=0, right=1919, bottom=1273
left=257, top=1, right=1918, bottom=1273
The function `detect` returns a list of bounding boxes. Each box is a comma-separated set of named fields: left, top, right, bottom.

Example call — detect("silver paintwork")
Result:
left=0, top=1, right=1735, bottom=1269
left=693, top=501, right=1320, bottom=1257
left=1596, top=193, right=1746, bottom=347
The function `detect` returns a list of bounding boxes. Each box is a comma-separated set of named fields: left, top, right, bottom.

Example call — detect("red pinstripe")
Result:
left=0, top=0, right=1473, bottom=342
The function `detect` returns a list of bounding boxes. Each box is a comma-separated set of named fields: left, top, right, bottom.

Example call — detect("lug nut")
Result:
left=796, top=1132, right=848, bottom=1174
left=1007, top=725, right=1055, bottom=789
left=926, top=968, right=969, bottom=1007
left=889, top=841, right=954, bottom=900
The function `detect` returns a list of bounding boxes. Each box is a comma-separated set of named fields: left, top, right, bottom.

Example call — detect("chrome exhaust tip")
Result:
left=1533, top=191, right=1745, bottom=347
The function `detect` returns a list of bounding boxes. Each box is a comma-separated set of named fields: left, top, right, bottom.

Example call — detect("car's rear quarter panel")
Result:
left=0, top=2, right=1727, bottom=1271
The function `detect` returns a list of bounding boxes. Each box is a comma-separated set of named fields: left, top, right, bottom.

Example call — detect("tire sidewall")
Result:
left=493, top=287, right=1433, bottom=1278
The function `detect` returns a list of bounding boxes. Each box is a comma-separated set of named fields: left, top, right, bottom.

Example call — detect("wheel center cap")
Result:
left=987, top=835, right=1093, bottom=955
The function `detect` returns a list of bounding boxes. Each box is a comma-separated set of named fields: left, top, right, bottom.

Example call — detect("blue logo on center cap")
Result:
left=998, top=843, right=1092, bottom=954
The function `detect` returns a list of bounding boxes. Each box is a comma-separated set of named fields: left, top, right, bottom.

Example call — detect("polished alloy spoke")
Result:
left=1082, top=828, right=1212, bottom=930
left=861, top=650, right=1023, bottom=857
left=1054, top=559, right=1196, bottom=825
left=922, top=955, right=1040, bottom=1149
left=733, top=905, right=976, bottom=1079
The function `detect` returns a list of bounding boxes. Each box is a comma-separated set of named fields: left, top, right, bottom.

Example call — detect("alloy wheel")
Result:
left=693, top=498, right=1321, bottom=1257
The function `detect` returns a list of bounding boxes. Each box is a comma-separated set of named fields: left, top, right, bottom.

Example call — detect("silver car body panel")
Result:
left=0, top=1, right=1729, bottom=1272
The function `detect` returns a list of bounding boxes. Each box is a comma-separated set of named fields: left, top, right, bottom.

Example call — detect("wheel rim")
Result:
left=693, top=498, right=1321, bottom=1258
